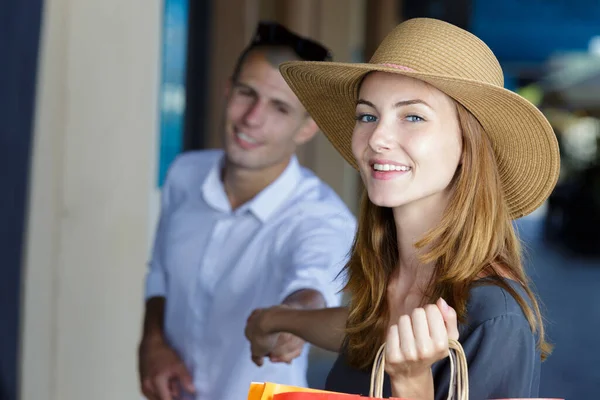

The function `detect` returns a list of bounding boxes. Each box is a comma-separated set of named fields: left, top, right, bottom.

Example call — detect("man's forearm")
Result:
left=141, top=296, right=167, bottom=344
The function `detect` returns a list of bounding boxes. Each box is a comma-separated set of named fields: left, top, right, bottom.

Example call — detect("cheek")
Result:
left=268, top=117, right=302, bottom=147
left=351, top=129, right=366, bottom=160
left=403, top=135, right=430, bottom=162
left=441, top=133, right=463, bottom=166
left=351, top=132, right=372, bottom=180
left=427, top=142, right=462, bottom=181
left=226, top=100, right=248, bottom=122
left=410, top=134, right=461, bottom=167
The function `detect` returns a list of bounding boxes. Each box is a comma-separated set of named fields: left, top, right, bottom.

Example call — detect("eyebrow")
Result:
left=234, top=82, right=256, bottom=93
left=235, top=82, right=293, bottom=111
left=272, top=98, right=292, bottom=110
left=357, top=98, right=432, bottom=109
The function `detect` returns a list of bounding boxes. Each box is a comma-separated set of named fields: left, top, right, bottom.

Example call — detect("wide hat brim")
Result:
left=280, top=61, right=560, bottom=219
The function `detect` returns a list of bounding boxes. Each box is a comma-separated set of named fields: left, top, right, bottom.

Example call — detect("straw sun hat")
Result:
left=280, top=18, right=560, bottom=219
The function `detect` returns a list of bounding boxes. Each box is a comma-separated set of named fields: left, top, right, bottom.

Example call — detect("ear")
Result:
left=293, top=117, right=319, bottom=146
left=224, top=78, right=233, bottom=98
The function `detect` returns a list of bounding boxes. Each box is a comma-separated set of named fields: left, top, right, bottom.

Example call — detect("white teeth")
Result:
left=373, top=163, right=411, bottom=172
left=237, top=132, right=258, bottom=144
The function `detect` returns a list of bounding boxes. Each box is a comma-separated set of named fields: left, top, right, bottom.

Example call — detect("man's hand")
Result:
left=245, top=307, right=281, bottom=366
left=268, top=332, right=305, bottom=364
left=138, top=338, right=195, bottom=400
left=245, top=306, right=307, bottom=366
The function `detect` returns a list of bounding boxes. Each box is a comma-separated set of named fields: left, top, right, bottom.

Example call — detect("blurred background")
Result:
left=2, top=0, right=599, bottom=399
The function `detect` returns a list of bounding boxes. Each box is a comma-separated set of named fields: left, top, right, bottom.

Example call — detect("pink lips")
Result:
left=234, top=131, right=261, bottom=150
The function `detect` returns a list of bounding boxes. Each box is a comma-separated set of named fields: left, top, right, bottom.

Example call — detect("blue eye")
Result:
left=356, top=114, right=377, bottom=123
left=406, top=115, right=424, bottom=122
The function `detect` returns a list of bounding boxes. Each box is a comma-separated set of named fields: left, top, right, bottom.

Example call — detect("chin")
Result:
left=367, top=192, right=404, bottom=208
left=226, top=152, right=254, bottom=169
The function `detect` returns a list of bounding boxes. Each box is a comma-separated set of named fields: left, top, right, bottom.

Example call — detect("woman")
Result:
left=245, top=18, right=559, bottom=400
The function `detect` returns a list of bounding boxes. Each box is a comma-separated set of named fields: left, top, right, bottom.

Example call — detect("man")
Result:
left=138, top=22, right=356, bottom=400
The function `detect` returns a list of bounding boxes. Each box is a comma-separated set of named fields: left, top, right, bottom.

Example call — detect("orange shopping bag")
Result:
left=247, top=381, right=356, bottom=400
left=247, top=339, right=467, bottom=400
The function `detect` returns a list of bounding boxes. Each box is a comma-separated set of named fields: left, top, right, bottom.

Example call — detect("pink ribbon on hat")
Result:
left=380, top=63, right=415, bottom=72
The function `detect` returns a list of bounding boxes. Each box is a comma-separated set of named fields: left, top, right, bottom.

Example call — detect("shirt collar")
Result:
left=247, top=156, right=302, bottom=222
left=202, top=155, right=303, bottom=222
left=201, top=155, right=230, bottom=213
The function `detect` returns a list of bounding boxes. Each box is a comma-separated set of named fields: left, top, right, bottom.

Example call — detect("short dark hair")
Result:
left=231, top=21, right=333, bottom=82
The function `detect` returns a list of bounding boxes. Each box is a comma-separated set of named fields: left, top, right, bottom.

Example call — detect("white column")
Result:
left=20, top=0, right=161, bottom=399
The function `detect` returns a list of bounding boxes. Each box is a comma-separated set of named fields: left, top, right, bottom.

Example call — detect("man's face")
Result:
left=223, top=49, right=314, bottom=172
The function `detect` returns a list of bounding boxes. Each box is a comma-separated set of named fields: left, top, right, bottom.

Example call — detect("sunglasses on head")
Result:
left=250, top=21, right=333, bottom=62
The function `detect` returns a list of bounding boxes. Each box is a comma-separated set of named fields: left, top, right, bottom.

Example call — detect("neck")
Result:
left=222, top=156, right=291, bottom=209
left=392, top=195, right=449, bottom=284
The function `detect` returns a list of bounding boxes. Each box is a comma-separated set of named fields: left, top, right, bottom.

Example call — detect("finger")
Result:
left=247, top=309, right=259, bottom=322
left=411, top=307, right=432, bottom=358
left=144, top=392, right=159, bottom=400
left=252, top=354, right=264, bottom=367
left=269, top=337, right=294, bottom=357
left=288, top=347, right=303, bottom=363
left=398, top=314, right=417, bottom=361
left=437, top=298, right=459, bottom=341
left=154, top=374, right=173, bottom=400
left=250, top=344, right=265, bottom=366
left=141, top=379, right=158, bottom=400
left=385, top=323, right=403, bottom=364
left=424, top=304, right=448, bottom=355
left=271, top=345, right=303, bottom=364
left=168, top=380, right=179, bottom=398
left=270, top=335, right=304, bottom=358
left=176, top=365, right=196, bottom=393
left=272, top=334, right=296, bottom=351
left=269, top=352, right=282, bottom=363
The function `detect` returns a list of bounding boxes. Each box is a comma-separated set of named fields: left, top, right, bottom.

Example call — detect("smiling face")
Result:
left=223, top=48, right=317, bottom=173
left=351, top=72, right=463, bottom=212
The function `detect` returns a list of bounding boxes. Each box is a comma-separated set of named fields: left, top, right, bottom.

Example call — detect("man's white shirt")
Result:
left=145, top=150, right=356, bottom=400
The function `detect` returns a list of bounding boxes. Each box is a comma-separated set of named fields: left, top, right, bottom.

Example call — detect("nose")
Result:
left=368, top=123, right=393, bottom=153
left=243, top=99, right=267, bottom=127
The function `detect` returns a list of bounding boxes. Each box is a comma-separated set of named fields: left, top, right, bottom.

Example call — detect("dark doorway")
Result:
left=183, top=0, right=212, bottom=151
left=0, top=0, right=44, bottom=399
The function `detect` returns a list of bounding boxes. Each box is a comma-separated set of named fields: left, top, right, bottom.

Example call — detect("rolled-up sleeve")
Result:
left=279, top=213, right=356, bottom=307
left=144, top=168, right=176, bottom=300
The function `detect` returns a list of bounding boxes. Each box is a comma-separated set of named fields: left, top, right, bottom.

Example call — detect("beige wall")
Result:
left=308, top=0, right=365, bottom=213
left=20, top=0, right=161, bottom=399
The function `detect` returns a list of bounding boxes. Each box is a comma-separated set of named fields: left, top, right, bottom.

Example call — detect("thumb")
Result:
left=177, top=366, right=196, bottom=393
left=252, top=355, right=264, bottom=367
left=437, top=298, right=459, bottom=341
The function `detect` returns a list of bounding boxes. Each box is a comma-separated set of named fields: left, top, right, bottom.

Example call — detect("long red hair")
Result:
left=343, top=101, right=551, bottom=369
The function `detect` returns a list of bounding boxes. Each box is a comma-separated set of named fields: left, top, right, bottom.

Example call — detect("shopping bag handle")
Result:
left=368, top=339, right=468, bottom=399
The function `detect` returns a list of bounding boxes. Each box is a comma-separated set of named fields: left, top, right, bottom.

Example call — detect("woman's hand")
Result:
left=245, top=307, right=280, bottom=366
left=245, top=305, right=306, bottom=366
left=385, top=298, right=459, bottom=399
